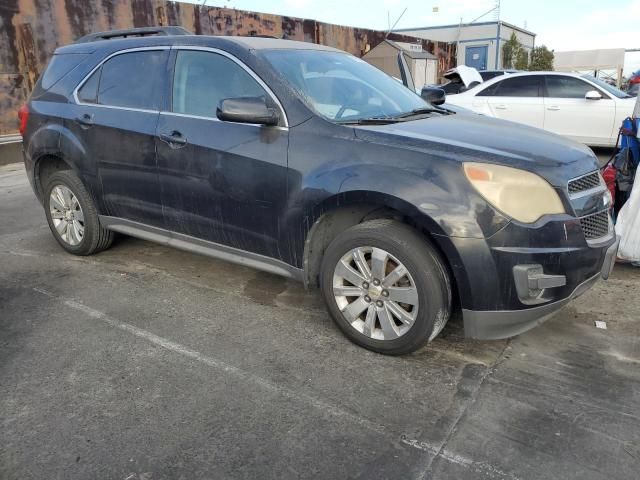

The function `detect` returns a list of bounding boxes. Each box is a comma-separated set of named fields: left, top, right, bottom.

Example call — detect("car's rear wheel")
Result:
left=320, top=219, right=451, bottom=355
left=44, top=170, right=113, bottom=255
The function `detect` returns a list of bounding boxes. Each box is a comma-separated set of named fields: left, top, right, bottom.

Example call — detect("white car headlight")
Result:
left=463, top=162, right=566, bottom=223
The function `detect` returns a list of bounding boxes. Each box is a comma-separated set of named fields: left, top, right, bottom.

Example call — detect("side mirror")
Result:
left=585, top=90, right=602, bottom=100
left=217, top=97, right=279, bottom=126
left=421, top=86, right=446, bottom=105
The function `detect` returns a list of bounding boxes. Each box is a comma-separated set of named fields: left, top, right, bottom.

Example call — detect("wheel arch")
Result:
left=27, top=122, right=98, bottom=204
left=301, top=191, right=466, bottom=314
left=33, top=154, right=74, bottom=200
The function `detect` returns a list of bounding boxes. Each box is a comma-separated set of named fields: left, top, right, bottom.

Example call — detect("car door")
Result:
left=475, top=75, right=545, bottom=129
left=71, top=48, right=169, bottom=227
left=543, top=75, right=616, bottom=145
left=155, top=48, right=289, bottom=259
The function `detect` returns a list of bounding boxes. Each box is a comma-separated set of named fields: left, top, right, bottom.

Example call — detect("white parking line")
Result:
left=32, top=286, right=518, bottom=479
left=33, top=286, right=388, bottom=436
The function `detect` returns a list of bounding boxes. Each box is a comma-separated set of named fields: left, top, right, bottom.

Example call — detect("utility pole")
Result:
left=456, top=2, right=501, bottom=68
left=385, top=7, right=408, bottom=38
left=469, top=1, right=500, bottom=24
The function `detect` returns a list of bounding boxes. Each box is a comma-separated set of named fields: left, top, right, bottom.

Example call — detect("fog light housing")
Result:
left=513, top=265, right=566, bottom=305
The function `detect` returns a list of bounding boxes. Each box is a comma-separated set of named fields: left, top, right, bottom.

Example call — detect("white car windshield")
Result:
left=582, top=75, right=632, bottom=99
left=263, top=50, right=430, bottom=121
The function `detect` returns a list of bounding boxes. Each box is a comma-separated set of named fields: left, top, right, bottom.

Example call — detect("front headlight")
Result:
left=463, top=162, right=565, bottom=223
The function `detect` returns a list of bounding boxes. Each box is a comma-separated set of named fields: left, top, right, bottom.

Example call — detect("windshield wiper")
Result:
left=335, top=107, right=451, bottom=125
left=391, top=107, right=450, bottom=119
left=335, top=117, right=403, bottom=125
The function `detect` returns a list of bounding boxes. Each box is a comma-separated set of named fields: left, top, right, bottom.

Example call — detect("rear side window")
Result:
left=79, top=50, right=168, bottom=110
left=41, top=54, right=88, bottom=90
left=545, top=76, right=598, bottom=98
left=478, top=76, right=542, bottom=97
left=172, top=50, right=267, bottom=118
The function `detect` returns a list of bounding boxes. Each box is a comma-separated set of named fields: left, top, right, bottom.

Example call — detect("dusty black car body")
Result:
left=22, top=31, right=618, bottom=345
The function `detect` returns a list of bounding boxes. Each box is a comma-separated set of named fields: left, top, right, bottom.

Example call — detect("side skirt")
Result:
left=99, top=216, right=304, bottom=282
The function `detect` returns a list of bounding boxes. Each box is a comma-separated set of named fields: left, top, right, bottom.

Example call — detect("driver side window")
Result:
left=172, top=50, right=268, bottom=118
left=545, top=76, right=603, bottom=98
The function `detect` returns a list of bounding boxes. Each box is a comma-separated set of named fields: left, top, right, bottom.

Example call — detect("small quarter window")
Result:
left=77, top=69, right=99, bottom=104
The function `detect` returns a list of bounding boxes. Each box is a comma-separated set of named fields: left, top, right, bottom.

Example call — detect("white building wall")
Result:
left=397, top=22, right=535, bottom=71
left=500, top=24, right=535, bottom=49
left=400, top=24, right=497, bottom=43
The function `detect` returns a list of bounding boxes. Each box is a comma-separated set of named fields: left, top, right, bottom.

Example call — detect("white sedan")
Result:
left=445, top=71, right=634, bottom=147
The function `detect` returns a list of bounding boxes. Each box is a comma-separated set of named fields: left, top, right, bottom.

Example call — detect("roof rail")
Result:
left=247, top=34, right=280, bottom=39
left=75, top=26, right=192, bottom=44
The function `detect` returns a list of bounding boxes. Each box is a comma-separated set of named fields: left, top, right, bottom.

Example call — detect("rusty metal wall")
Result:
left=0, top=0, right=456, bottom=134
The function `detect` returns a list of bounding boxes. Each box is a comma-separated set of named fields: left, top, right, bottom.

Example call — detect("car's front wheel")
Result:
left=320, top=219, right=451, bottom=355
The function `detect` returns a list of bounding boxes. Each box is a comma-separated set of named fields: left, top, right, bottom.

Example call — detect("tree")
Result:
left=502, top=32, right=522, bottom=69
left=514, top=49, right=529, bottom=70
left=529, top=45, right=554, bottom=71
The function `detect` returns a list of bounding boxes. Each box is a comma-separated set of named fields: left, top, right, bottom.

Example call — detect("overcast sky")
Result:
left=200, top=0, right=639, bottom=74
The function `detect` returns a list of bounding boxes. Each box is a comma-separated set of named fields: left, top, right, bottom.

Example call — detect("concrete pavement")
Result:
left=1, top=161, right=639, bottom=480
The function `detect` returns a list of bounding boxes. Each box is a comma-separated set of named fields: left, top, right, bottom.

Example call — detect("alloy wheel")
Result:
left=49, top=185, right=85, bottom=246
left=332, top=246, right=419, bottom=340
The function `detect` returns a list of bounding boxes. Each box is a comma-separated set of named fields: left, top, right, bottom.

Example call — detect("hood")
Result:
left=353, top=114, right=599, bottom=187
left=444, top=66, right=484, bottom=87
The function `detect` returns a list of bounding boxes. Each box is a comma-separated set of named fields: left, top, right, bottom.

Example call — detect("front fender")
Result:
left=281, top=117, right=508, bottom=272
left=314, top=162, right=508, bottom=239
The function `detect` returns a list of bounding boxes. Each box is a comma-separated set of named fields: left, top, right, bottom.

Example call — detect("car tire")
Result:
left=43, top=170, right=114, bottom=256
left=320, top=219, right=451, bottom=355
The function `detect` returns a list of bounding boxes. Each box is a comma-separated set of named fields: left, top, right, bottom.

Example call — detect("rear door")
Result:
left=542, top=75, right=616, bottom=145
left=72, top=48, right=169, bottom=226
left=476, top=75, right=545, bottom=128
left=155, top=48, right=289, bottom=258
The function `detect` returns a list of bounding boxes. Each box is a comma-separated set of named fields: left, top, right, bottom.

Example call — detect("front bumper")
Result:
left=462, top=235, right=619, bottom=340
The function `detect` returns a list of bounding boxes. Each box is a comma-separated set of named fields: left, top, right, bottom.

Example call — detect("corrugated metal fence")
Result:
left=0, top=0, right=456, bottom=134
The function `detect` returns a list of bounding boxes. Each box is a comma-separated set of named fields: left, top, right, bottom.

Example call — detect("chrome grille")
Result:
left=568, top=171, right=601, bottom=195
left=579, top=210, right=610, bottom=240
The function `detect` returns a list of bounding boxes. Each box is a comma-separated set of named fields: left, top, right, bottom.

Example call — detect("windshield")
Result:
left=582, top=75, right=631, bottom=99
left=262, top=50, right=429, bottom=121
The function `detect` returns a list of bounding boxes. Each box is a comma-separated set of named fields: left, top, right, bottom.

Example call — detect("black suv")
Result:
left=21, top=27, right=618, bottom=355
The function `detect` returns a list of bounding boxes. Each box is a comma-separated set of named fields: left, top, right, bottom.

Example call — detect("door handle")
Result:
left=159, top=131, right=187, bottom=148
left=547, top=106, right=560, bottom=111
left=75, top=113, right=94, bottom=127
left=494, top=104, right=507, bottom=110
